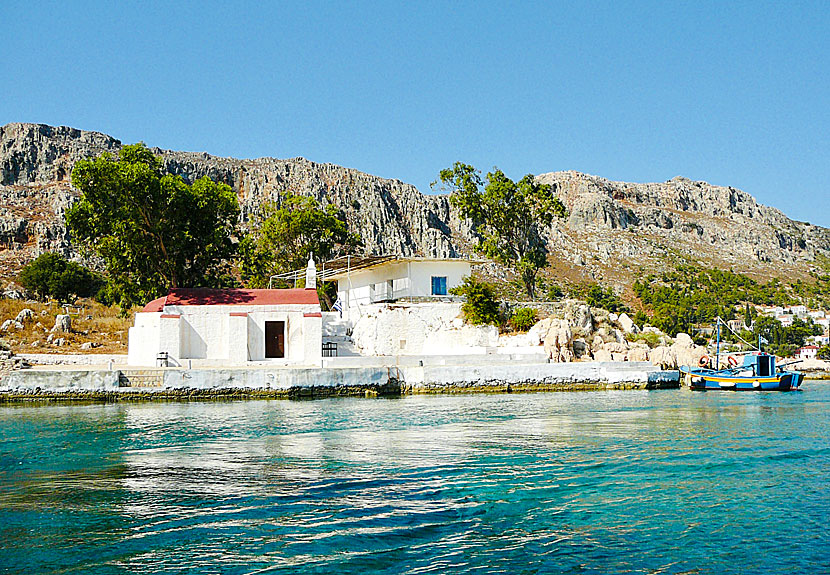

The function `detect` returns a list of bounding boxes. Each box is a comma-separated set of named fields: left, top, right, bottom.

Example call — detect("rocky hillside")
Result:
left=2, top=122, right=828, bottom=292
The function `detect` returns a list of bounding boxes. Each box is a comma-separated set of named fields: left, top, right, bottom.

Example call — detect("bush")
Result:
left=572, top=282, right=629, bottom=313
left=545, top=284, right=564, bottom=300
left=510, top=307, right=538, bottom=332
left=625, top=331, right=662, bottom=348
left=18, top=253, right=104, bottom=302
left=450, top=276, right=500, bottom=325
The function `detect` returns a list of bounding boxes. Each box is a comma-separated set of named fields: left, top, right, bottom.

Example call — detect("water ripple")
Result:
left=1, top=387, right=829, bottom=573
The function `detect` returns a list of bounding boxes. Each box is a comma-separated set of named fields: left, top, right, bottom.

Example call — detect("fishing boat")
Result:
left=679, top=318, right=804, bottom=391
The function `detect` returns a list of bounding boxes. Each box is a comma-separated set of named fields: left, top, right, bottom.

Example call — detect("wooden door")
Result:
left=265, top=321, right=285, bottom=358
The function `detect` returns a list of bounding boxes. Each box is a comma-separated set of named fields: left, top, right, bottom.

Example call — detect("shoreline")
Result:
left=0, top=380, right=675, bottom=403
left=0, top=361, right=680, bottom=403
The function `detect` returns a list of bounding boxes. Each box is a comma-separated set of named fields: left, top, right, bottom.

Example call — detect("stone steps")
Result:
left=118, top=369, right=164, bottom=388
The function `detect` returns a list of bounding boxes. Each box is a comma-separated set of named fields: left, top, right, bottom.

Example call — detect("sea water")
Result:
left=1, top=386, right=828, bottom=574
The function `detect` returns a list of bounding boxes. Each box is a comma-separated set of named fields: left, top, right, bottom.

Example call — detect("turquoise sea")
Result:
left=1, top=386, right=828, bottom=574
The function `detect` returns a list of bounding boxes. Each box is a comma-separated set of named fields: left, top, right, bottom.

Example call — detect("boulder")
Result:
left=1, top=320, right=24, bottom=332
left=542, top=319, right=574, bottom=363
left=80, top=342, right=100, bottom=350
left=618, top=312, right=639, bottom=334
left=674, top=332, right=694, bottom=348
left=52, top=314, right=71, bottom=333
left=3, top=286, right=25, bottom=300
left=593, top=348, right=613, bottom=362
left=15, top=308, right=34, bottom=323
left=650, top=346, right=677, bottom=369
left=627, top=343, right=650, bottom=362
left=572, top=338, right=589, bottom=359
left=574, top=305, right=593, bottom=335
left=674, top=344, right=709, bottom=369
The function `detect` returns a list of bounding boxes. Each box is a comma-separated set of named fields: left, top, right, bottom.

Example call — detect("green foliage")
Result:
left=818, top=345, right=830, bottom=360
left=633, top=309, right=648, bottom=327
left=633, top=265, right=797, bottom=337
left=747, top=315, right=821, bottom=357
left=792, top=272, right=830, bottom=310
left=436, top=163, right=566, bottom=299
left=573, top=283, right=629, bottom=313
left=545, top=284, right=564, bottom=301
left=67, top=144, right=240, bottom=309
left=240, top=193, right=361, bottom=288
left=625, top=331, right=663, bottom=348
left=510, top=307, right=538, bottom=332
left=450, top=276, right=501, bottom=326
left=18, top=253, right=104, bottom=302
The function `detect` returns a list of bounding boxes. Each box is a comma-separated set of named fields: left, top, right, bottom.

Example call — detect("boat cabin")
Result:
left=737, top=352, right=776, bottom=377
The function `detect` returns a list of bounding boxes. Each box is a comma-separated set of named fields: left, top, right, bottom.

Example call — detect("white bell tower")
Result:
left=305, top=254, right=317, bottom=290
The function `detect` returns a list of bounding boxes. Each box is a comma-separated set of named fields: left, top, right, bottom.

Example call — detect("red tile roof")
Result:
left=141, top=296, right=167, bottom=313
left=140, top=288, right=320, bottom=312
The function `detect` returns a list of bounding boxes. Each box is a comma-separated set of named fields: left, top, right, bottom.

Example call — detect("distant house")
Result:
left=727, top=319, right=745, bottom=333
left=777, top=315, right=794, bottom=327
left=128, top=288, right=322, bottom=367
left=323, top=256, right=479, bottom=320
left=787, top=305, right=808, bottom=317
left=809, top=334, right=829, bottom=346
left=795, top=345, right=819, bottom=360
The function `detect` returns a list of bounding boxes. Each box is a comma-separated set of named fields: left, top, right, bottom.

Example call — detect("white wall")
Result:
left=127, top=312, right=161, bottom=365
left=128, top=304, right=321, bottom=367
left=336, top=260, right=471, bottom=320
left=409, top=261, right=470, bottom=297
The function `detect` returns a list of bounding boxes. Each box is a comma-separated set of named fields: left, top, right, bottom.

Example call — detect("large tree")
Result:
left=436, top=163, right=566, bottom=298
left=239, top=192, right=361, bottom=290
left=67, top=143, right=240, bottom=309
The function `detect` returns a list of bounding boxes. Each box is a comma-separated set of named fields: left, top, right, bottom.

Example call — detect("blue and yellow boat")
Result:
left=681, top=352, right=804, bottom=391
left=680, top=317, right=804, bottom=391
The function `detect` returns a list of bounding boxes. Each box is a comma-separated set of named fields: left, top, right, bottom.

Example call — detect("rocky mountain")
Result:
left=2, top=122, right=828, bottom=292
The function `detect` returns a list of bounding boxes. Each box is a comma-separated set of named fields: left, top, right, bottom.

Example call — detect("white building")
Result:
left=777, top=315, right=794, bottom=327
left=323, top=256, right=477, bottom=321
left=787, top=305, right=808, bottom=316
left=128, top=288, right=322, bottom=367
left=795, top=345, right=819, bottom=360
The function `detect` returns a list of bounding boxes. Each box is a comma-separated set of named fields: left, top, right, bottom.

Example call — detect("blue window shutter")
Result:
left=431, top=276, right=447, bottom=295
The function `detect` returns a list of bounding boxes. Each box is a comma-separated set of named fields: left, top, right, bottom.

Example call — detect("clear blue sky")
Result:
left=3, top=1, right=828, bottom=226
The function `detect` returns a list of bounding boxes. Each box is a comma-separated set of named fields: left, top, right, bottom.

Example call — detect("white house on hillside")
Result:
left=128, top=287, right=322, bottom=367
left=321, top=256, right=478, bottom=320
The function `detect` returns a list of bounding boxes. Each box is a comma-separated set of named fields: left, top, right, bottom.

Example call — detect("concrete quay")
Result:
left=0, top=358, right=679, bottom=401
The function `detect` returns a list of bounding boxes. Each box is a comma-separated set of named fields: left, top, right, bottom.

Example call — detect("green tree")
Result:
left=580, top=283, right=629, bottom=313
left=450, top=276, right=501, bottom=325
left=510, top=307, right=538, bottom=332
left=436, top=163, right=566, bottom=299
left=67, top=144, right=240, bottom=309
left=239, top=193, right=361, bottom=290
left=18, top=252, right=104, bottom=302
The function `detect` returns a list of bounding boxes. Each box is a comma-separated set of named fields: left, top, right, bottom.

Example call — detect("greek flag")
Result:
left=759, top=336, right=769, bottom=345
left=332, top=297, right=343, bottom=317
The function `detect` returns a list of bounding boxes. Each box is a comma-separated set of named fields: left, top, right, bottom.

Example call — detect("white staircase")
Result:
left=322, top=312, right=359, bottom=356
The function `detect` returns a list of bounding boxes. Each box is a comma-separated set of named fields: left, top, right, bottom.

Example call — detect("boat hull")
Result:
left=681, top=369, right=803, bottom=391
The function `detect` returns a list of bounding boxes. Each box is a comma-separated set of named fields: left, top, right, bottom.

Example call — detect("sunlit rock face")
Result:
left=1, top=122, right=828, bottom=287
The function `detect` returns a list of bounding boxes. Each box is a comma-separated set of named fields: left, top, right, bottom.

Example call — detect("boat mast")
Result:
left=716, top=317, right=721, bottom=369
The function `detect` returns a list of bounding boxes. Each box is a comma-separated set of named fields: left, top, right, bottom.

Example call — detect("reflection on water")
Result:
left=1, top=387, right=829, bottom=574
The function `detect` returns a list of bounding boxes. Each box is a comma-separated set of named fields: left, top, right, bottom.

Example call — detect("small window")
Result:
left=431, top=276, right=447, bottom=296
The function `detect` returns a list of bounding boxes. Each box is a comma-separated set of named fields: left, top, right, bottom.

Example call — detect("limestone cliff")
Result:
left=1, top=122, right=828, bottom=289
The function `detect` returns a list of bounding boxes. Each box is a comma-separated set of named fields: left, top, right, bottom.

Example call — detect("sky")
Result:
left=2, top=1, right=828, bottom=226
